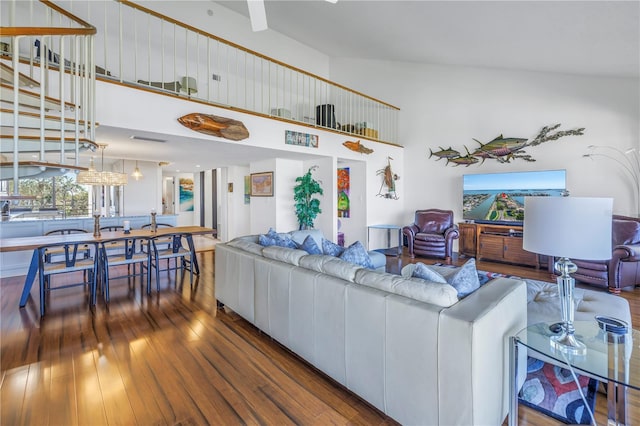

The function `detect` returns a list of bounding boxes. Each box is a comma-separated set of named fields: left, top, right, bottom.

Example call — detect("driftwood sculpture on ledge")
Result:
left=343, top=139, right=374, bottom=154
left=178, top=113, right=250, bottom=141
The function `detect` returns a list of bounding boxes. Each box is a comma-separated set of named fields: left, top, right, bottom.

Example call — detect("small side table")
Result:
left=509, top=321, right=640, bottom=426
left=367, top=224, right=402, bottom=257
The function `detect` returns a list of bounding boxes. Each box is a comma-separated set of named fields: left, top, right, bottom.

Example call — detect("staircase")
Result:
left=0, top=0, right=97, bottom=197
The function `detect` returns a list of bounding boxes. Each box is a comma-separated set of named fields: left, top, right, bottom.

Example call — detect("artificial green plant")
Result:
left=294, top=166, right=323, bottom=230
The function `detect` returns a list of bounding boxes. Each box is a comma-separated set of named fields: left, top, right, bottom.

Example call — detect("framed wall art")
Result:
left=179, top=177, right=194, bottom=211
left=250, top=171, right=274, bottom=197
left=285, top=130, right=319, bottom=148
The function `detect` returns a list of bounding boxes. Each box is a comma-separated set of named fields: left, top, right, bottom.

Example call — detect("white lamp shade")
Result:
left=523, top=197, right=613, bottom=260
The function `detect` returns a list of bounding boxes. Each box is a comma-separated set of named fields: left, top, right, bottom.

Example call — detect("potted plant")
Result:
left=294, top=166, right=323, bottom=230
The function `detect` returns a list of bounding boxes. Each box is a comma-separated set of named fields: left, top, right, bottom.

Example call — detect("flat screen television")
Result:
left=463, top=170, right=567, bottom=225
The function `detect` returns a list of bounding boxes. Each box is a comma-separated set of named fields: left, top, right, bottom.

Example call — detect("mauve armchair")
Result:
left=566, top=215, right=640, bottom=294
left=403, top=209, right=459, bottom=264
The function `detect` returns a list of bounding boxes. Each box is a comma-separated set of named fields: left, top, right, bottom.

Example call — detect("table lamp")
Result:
left=523, top=196, right=612, bottom=355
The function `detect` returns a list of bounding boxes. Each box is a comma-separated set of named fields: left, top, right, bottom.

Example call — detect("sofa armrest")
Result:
left=443, top=225, right=459, bottom=241
left=402, top=224, right=419, bottom=238
left=437, top=278, right=527, bottom=425
left=613, top=243, right=640, bottom=262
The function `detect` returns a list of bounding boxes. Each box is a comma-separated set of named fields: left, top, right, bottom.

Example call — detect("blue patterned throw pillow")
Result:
left=258, top=234, right=277, bottom=247
left=298, top=235, right=322, bottom=255
left=275, top=234, right=298, bottom=249
left=339, top=241, right=374, bottom=269
left=259, top=228, right=297, bottom=248
left=411, top=262, right=447, bottom=284
left=447, top=258, right=481, bottom=298
left=322, top=238, right=345, bottom=257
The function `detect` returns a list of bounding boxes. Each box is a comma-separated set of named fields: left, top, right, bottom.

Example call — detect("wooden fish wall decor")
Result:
left=377, top=156, right=399, bottom=199
left=178, top=113, right=250, bottom=141
left=343, top=139, right=374, bottom=154
left=429, top=124, right=585, bottom=166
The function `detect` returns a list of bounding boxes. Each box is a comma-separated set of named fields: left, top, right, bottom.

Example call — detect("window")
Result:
left=2, top=174, right=90, bottom=219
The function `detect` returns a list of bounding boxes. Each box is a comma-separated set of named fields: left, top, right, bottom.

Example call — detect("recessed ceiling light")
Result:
left=176, top=170, right=180, bottom=173
left=195, top=165, right=201, bottom=168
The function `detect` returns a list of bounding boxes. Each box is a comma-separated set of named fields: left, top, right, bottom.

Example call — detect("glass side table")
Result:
left=509, top=321, right=639, bottom=426
left=367, top=224, right=402, bottom=257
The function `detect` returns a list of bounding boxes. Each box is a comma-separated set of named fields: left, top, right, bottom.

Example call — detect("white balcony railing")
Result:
left=57, top=0, right=400, bottom=144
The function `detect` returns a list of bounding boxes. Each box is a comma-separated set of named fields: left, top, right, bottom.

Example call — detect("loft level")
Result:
left=4, top=0, right=399, bottom=145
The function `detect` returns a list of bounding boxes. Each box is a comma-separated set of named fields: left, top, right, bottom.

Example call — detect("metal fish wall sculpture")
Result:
left=343, top=140, right=374, bottom=154
left=429, top=147, right=461, bottom=161
left=178, top=113, right=250, bottom=141
left=376, top=156, right=399, bottom=199
left=430, top=124, right=584, bottom=166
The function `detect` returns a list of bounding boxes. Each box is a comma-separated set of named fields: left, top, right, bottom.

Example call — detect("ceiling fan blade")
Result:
left=247, top=0, right=268, bottom=32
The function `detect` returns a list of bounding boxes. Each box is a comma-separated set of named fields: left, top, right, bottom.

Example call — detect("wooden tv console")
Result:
left=458, top=222, right=539, bottom=268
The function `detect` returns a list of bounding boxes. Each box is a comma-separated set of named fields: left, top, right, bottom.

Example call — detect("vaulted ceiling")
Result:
left=217, top=0, right=639, bottom=78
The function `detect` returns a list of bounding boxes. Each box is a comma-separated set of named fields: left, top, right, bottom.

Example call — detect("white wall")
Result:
left=249, top=158, right=277, bottom=234
left=330, top=58, right=640, bottom=222
left=223, top=165, right=251, bottom=240
left=121, top=159, right=163, bottom=216
left=248, top=157, right=303, bottom=234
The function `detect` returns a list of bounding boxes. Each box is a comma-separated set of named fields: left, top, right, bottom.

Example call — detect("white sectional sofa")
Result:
left=215, top=235, right=528, bottom=425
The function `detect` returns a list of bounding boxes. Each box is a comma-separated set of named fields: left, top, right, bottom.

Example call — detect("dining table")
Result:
left=0, top=225, right=216, bottom=307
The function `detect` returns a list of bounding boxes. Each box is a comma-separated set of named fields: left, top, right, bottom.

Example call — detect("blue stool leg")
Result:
left=20, top=250, right=39, bottom=307
left=38, top=256, right=46, bottom=316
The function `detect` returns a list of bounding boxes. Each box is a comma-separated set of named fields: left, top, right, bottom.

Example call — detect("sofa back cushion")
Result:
left=227, top=238, right=264, bottom=255
left=355, top=269, right=458, bottom=307
left=262, top=246, right=308, bottom=266
left=299, top=254, right=361, bottom=282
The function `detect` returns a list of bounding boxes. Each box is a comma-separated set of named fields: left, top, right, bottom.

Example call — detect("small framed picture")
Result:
left=285, top=130, right=319, bottom=148
left=250, top=172, right=274, bottom=197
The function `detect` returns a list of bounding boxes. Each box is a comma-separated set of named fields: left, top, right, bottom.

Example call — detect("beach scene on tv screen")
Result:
left=463, top=170, right=566, bottom=223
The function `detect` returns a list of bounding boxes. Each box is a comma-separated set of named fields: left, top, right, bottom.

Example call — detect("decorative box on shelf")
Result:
left=358, top=128, right=379, bottom=139
left=270, top=108, right=292, bottom=119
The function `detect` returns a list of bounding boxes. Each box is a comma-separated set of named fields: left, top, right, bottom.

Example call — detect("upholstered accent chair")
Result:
left=568, top=215, right=640, bottom=294
left=402, top=209, right=459, bottom=264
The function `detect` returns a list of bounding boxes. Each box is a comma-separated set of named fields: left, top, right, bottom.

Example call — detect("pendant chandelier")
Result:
left=76, top=144, right=128, bottom=186
left=131, top=160, right=143, bottom=180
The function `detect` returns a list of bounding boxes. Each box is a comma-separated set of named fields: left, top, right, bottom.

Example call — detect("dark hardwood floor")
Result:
left=1, top=249, right=638, bottom=425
